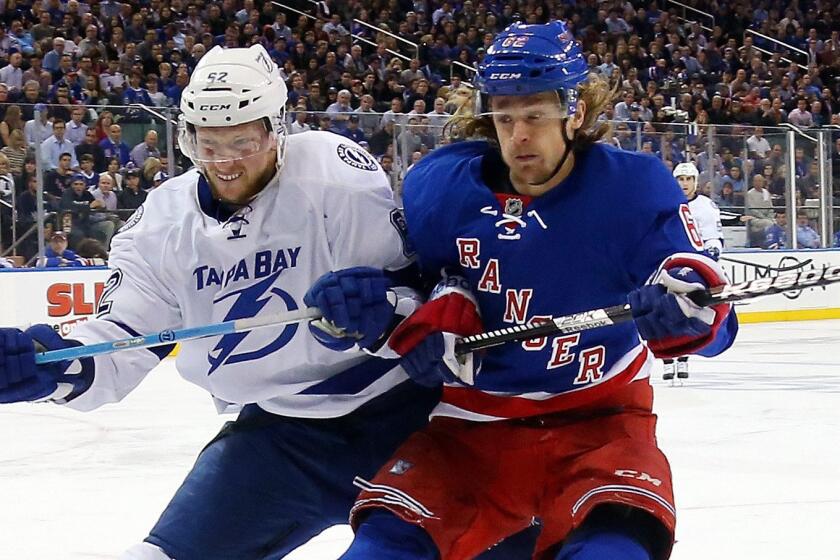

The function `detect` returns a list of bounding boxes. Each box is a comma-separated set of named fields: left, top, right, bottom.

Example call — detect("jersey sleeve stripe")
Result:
left=297, top=356, right=402, bottom=395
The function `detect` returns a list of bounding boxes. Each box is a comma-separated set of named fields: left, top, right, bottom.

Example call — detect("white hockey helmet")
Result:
left=672, top=162, right=699, bottom=180
left=178, top=44, right=288, bottom=171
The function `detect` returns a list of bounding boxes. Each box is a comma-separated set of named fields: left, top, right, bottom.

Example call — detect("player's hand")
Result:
left=399, top=331, right=477, bottom=386
left=0, top=325, right=88, bottom=403
left=389, top=282, right=483, bottom=386
left=628, top=267, right=715, bottom=343
left=304, top=267, right=395, bottom=351
left=706, top=246, right=721, bottom=260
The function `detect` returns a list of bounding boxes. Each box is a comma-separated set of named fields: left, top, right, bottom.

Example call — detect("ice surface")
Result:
left=1, top=320, right=839, bottom=559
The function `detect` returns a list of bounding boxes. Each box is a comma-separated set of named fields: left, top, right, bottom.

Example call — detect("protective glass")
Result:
left=477, top=91, right=572, bottom=123
left=190, top=129, right=277, bottom=164
left=479, top=110, right=568, bottom=127
left=178, top=116, right=282, bottom=166
left=476, top=90, right=578, bottom=124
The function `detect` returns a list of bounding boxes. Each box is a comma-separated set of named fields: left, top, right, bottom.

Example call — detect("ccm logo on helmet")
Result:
left=489, top=73, right=523, bottom=80
left=199, top=104, right=232, bottom=111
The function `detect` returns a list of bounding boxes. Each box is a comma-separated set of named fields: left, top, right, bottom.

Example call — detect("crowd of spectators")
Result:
left=2, top=0, right=840, bottom=262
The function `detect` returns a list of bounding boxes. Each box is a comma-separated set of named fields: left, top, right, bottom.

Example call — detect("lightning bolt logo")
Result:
left=207, top=269, right=299, bottom=374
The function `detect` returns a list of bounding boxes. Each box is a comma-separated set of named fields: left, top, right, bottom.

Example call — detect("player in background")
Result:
left=315, top=22, right=738, bottom=560
left=666, top=162, right=724, bottom=381
left=0, top=45, right=533, bottom=560
left=672, top=162, right=723, bottom=258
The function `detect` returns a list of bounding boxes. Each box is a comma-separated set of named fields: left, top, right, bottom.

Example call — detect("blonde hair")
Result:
left=445, top=73, right=616, bottom=151
left=7, top=128, right=25, bottom=149
left=143, top=157, right=162, bottom=181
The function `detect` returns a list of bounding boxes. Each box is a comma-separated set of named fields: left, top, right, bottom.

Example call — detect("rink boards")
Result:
left=0, top=249, right=839, bottom=330
left=0, top=266, right=112, bottom=334
left=719, top=249, right=840, bottom=322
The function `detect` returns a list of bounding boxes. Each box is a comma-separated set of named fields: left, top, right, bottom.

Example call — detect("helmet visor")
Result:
left=193, top=130, right=276, bottom=164
left=180, top=118, right=278, bottom=165
left=478, top=89, right=574, bottom=121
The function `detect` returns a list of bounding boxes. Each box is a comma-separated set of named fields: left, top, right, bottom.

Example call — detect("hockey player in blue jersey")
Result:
left=0, top=45, right=533, bottom=560
left=312, top=21, right=738, bottom=560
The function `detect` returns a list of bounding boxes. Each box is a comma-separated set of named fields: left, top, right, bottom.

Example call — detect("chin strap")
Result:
left=527, top=119, right=577, bottom=187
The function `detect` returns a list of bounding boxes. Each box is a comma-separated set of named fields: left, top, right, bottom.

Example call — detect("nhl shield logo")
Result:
left=504, top=197, right=523, bottom=217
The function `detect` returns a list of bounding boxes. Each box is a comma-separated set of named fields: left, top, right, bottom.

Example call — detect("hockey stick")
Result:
left=34, top=307, right=323, bottom=364
left=455, top=265, right=840, bottom=354
left=33, top=265, right=840, bottom=363
left=720, top=255, right=813, bottom=273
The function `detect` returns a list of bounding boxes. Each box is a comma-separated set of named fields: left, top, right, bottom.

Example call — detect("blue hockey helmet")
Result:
left=475, top=21, right=589, bottom=115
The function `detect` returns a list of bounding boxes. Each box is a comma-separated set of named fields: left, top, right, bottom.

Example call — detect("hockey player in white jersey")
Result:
left=664, top=162, right=724, bottom=381
left=0, top=45, right=540, bottom=560
left=673, top=163, right=724, bottom=259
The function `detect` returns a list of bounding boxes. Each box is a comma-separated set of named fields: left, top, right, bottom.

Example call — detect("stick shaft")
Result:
left=32, top=265, right=840, bottom=362
left=34, top=307, right=323, bottom=364
left=456, top=265, right=840, bottom=354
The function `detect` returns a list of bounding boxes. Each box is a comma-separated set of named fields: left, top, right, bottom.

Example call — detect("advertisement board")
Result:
left=0, top=268, right=112, bottom=335
left=717, top=250, right=840, bottom=322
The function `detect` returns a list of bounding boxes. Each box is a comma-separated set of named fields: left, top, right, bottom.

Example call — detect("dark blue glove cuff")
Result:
left=401, top=333, right=458, bottom=388
left=628, top=285, right=711, bottom=342
left=0, top=325, right=94, bottom=404
left=28, top=325, right=94, bottom=402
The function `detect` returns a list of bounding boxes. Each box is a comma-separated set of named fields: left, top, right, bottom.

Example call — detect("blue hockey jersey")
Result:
left=403, top=141, right=737, bottom=420
left=764, top=223, right=786, bottom=249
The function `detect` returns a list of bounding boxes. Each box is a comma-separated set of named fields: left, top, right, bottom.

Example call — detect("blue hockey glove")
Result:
left=628, top=267, right=715, bottom=344
left=400, top=331, right=478, bottom=387
left=706, top=246, right=721, bottom=261
left=304, top=267, right=395, bottom=351
left=0, top=325, right=92, bottom=404
left=389, top=278, right=483, bottom=387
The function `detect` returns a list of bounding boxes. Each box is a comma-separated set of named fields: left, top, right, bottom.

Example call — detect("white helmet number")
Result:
left=501, top=36, right=529, bottom=48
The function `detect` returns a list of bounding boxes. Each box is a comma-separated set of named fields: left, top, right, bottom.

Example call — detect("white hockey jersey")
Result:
left=688, top=194, right=723, bottom=254
left=65, top=131, right=415, bottom=418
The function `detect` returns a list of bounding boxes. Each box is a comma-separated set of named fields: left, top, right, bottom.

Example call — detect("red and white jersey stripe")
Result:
left=432, top=343, right=653, bottom=421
